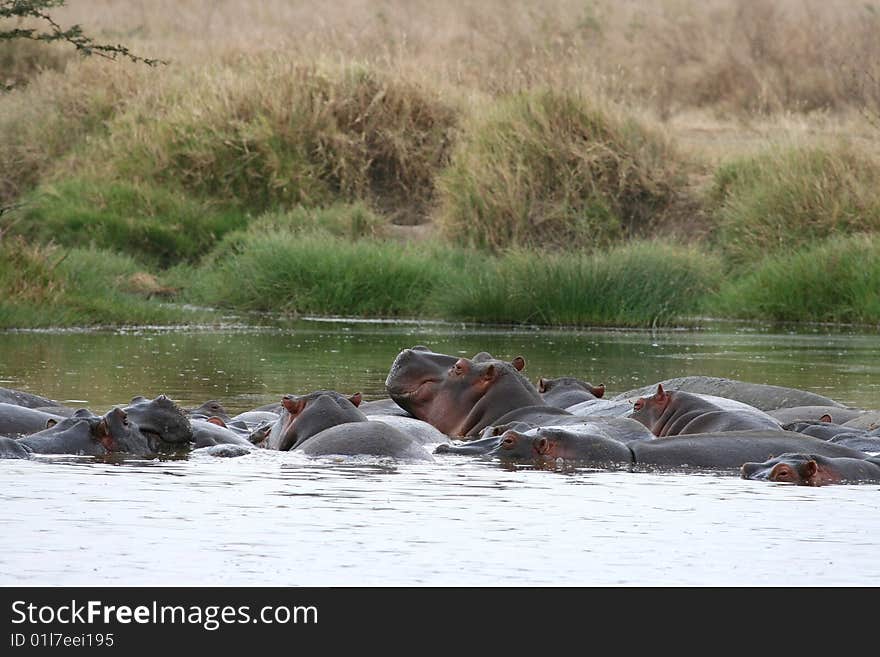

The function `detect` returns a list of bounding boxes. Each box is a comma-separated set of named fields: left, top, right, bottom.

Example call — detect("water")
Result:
left=2, top=320, right=879, bottom=586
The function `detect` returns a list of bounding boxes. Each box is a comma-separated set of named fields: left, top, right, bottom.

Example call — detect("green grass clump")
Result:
left=0, top=238, right=213, bottom=328
left=709, top=144, right=880, bottom=267
left=433, top=241, right=722, bottom=326
left=17, top=179, right=246, bottom=267
left=436, top=90, right=684, bottom=251
left=91, top=60, right=458, bottom=220
left=244, top=203, right=388, bottom=240
left=710, top=234, right=880, bottom=324
left=186, top=227, right=450, bottom=317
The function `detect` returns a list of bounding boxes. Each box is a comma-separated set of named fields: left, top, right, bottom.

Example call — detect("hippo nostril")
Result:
left=501, top=435, right=516, bottom=449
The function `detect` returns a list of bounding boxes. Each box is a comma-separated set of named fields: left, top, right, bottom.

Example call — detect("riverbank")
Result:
left=2, top=1, right=879, bottom=329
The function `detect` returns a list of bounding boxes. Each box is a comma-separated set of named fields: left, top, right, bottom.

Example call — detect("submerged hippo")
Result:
left=265, top=390, right=432, bottom=460
left=0, top=403, right=65, bottom=437
left=123, top=395, right=193, bottom=449
left=0, top=386, right=66, bottom=410
left=768, top=406, right=866, bottom=425
left=190, top=417, right=254, bottom=448
left=632, top=385, right=781, bottom=437
left=0, top=407, right=151, bottom=459
left=386, top=346, right=583, bottom=438
left=741, top=453, right=880, bottom=486
left=538, top=377, right=605, bottom=409
left=614, top=376, right=844, bottom=411
left=187, top=400, right=232, bottom=423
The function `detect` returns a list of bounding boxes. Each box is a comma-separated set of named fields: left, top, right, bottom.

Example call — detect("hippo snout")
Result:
left=741, top=462, right=767, bottom=480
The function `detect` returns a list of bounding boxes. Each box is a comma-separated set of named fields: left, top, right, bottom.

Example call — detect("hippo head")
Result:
left=537, top=377, right=605, bottom=398
left=385, top=346, right=536, bottom=437
left=187, top=400, right=231, bottom=422
left=267, top=390, right=364, bottom=451
left=741, top=453, right=820, bottom=485
left=493, top=427, right=633, bottom=465
left=631, top=384, right=671, bottom=429
left=123, top=395, right=193, bottom=448
left=23, top=407, right=150, bottom=456
left=100, top=407, right=152, bottom=454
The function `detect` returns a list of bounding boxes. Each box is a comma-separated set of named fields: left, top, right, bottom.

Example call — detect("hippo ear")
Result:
left=538, top=377, right=549, bottom=393
left=412, top=345, right=431, bottom=352
left=349, top=392, right=363, bottom=407
left=819, top=414, right=833, bottom=423
left=511, top=356, right=525, bottom=371
left=800, top=459, right=819, bottom=479
left=73, top=408, right=92, bottom=418
left=656, top=384, right=667, bottom=399
left=45, top=418, right=58, bottom=428
left=593, top=383, right=606, bottom=399
left=207, top=416, right=227, bottom=427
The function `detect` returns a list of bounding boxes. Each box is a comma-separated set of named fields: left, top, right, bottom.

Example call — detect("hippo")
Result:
left=123, top=395, right=193, bottom=449
left=491, top=427, right=633, bottom=465
left=0, top=403, right=65, bottom=436
left=437, top=419, right=648, bottom=463
left=629, top=431, right=867, bottom=471
left=264, top=390, right=432, bottom=460
left=229, top=410, right=280, bottom=427
left=0, top=407, right=151, bottom=459
left=193, top=444, right=253, bottom=458
left=538, top=377, right=605, bottom=409
left=190, top=417, right=254, bottom=448
left=187, top=400, right=232, bottom=423
left=0, top=386, right=65, bottom=410
left=742, top=453, right=880, bottom=486
left=842, top=412, right=880, bottom=432
left=768, top=406, right=866, bottom=425
left=295, top=422, right=433, bottom=461
left=266, top=390, right=364, bottom=451
left=632, top=385, right=781, bottom=437
left=783, top=419, right=862, bottom=442
left=614, top=376, right=845, bottom=411
left=387, top=346, right=577, bottom=438
left=360, top=398, right=414, bottom=417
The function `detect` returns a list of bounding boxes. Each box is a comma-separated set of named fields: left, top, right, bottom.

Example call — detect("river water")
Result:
left=1, top=319, right=879, bottom=585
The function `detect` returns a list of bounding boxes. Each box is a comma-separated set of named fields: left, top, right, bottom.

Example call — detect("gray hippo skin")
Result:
left=0, top=403, right=65, bottom=436
left=0, top=386, right=65, bottom=410
left=296, top=421, right=433, bottom=461
left=266, top=391, right=364, bottom=451
left=769, top=406, right=866, bottom=425
left=742, top=453, right=880, bottom=485
left=632, top=385, right=781, bottom=437
left=630, top=431, right=867, bottom=470
left=187, top=400, right=232, bottom=423
left=437, top=424, right=637, bottom=466
left=614, top=376, right=845, bottom=411
left=1, top=407, right=151, bottom=459
left=842, top=411, right=880, bottom=432
left=190, top=418, right=254, bottom=448
left=265, top=390, right=432, bottom=459
left=538, top=377, right=605, bottom=409
left=123, top=395, right=193, bottom=449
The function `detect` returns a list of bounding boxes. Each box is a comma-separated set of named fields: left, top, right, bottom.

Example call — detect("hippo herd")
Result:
left=2, top=345, right=880, bottom=487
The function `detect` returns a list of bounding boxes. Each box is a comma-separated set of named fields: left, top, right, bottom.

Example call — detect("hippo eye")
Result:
left=501, top=435, right=516, bottom=449
left=634, top=399, right=644, bottom=411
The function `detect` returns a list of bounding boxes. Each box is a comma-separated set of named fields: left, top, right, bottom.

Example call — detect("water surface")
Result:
left=2, top=320, right=878, bottom=585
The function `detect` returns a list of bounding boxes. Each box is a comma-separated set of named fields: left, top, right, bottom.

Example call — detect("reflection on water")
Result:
left=1, top=321, right=879, bottom=585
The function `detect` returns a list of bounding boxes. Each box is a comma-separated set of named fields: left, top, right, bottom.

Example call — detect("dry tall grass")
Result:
left=40, top=0, right=880, bottom=115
